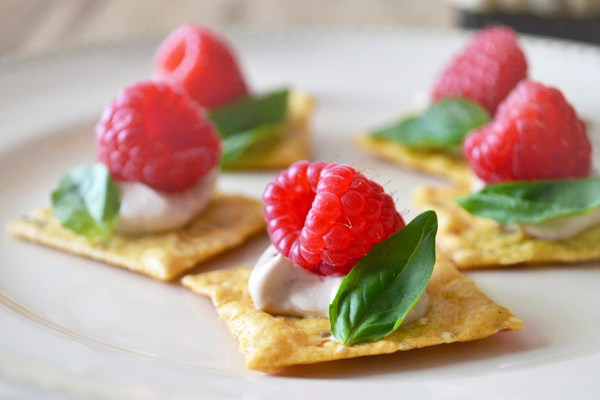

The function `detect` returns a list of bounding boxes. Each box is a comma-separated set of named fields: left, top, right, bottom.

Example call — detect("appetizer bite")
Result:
left=8, top=81, right=265, bottom=281
left=357, top=26, right=527, bottom=186
left=183, top=161, right=522, bottom=373
left=153, top=24, right=315, bottom=170
left=414, top=80, right=600, bottom=268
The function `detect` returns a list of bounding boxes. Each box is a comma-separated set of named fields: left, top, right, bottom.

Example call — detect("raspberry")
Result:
left=152, top=24, right=249, bottom=109
left=263, top=161, right=405, bottom=276
left=431, top=26, right=527, bottom=114
left=96, top=81, right=222, bottom=193
left=463, top=80, right=591, bottom=184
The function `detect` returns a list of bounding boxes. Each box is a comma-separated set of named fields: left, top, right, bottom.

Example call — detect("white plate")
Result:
left=1, top=27, right=599, bottom=399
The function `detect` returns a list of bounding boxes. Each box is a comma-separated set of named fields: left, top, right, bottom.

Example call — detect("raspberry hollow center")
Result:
left=161, top=39, right=187, bottom=74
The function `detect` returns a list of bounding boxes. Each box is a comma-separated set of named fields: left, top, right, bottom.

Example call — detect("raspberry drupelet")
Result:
left=95, top=81, right=222, bottom=193
left=263, top=161, right=405, bottom=276
left=463, top=80, right=592, bottom=184
left=152, top=24, right=249, bottom=109
left=431, top=26, right=528, bottom=115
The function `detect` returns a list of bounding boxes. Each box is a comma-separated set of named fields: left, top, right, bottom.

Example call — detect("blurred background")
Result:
left=1, top=0, right=599, bottom=58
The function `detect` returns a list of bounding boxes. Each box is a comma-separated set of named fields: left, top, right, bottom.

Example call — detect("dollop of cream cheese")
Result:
left=115, top=167, right=217, bottom=234
left=471, top=177, right=600, bottom=241
left=249, top=245, right=431, bottom=322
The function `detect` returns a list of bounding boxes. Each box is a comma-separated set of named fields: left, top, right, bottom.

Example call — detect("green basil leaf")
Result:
left=457, top=177, right=600, bottom=225
left=371, top=99, right=490, bottom=150
left=208, top=89, right=289, bottom=138
left=220, top=124, right=283, bottom=170
left=51, top=164, right=120, bottom=241
left=329, top=211, right=438, bottom=345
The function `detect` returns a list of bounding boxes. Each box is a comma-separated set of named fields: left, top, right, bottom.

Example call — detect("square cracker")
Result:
left=355, top=134, right=474, bottom=186
left=225, top=91, right=315, bottom=170
left=181, top=256, right=523, bottom=373
left=413, top=185, right=600, bottom=269
left=7, top=193, right=266, bottom=281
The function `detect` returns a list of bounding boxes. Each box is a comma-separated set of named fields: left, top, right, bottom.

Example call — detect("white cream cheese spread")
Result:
left=115, top=166, right=217, bottom=234
left=249, top=245, right=431, bottom=321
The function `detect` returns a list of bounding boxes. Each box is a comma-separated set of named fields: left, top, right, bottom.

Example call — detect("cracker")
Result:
left=181, top=256, right=522, bottom=373
left=413, top=185, right=600, bottom=268
left=7, top=193, right=266, bottom=281
left=355, top=134, right=474, bottom=186
left=227, top=91, right=315, bottom=170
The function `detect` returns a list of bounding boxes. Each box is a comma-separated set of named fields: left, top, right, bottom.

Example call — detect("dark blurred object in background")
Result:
left=446, top=0, right=600, bottom=44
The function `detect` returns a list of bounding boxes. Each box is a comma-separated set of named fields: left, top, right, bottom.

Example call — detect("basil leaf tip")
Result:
left=220, top=123, right=283, bottom=170
left=329, top=210, right=438, bottom=345
left=371, top=99, right=490, bottom=150
left=457, top=177, right=600, bottom=225
left=208, top=88, right=290, bottom=169
left=51, top=163, right=120, bottom=241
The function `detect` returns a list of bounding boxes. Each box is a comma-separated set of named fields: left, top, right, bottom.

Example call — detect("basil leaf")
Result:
left=329, top=211, right=438, bottom=345
left=220, top=124, right=283, bottom=170
left=457, top=177, right=600, bottom=225
left=51, top=164, right=120, bottom=240
left=208, top=89, right=289, bottom=138
left=371, top=99, right=490, bottom=150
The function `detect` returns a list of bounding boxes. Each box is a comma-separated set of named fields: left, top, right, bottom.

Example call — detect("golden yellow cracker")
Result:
left=7, top=193, right=266, bottom=281
left=226, top=91, right=315, bottom=170
left=181, top=256, right=522, bottom=373
left=355, top=134, right=474, bottom=186
left=413, top=185, right=600, bottom=268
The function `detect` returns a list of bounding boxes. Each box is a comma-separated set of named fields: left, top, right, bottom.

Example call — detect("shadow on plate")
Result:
left=275, top=329, right=545, bottom=379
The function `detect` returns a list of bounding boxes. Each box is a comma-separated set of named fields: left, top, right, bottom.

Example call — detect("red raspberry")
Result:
left=463, top=80, right=591, bottom=184
left=152, top=24, right=249, bottom=109
left=263, top=161, right=406, bottom=276
left=431, top=26, right=527, bottom=114
left=96, top=81, right=222, bottom=193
